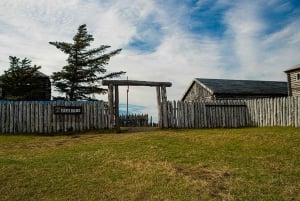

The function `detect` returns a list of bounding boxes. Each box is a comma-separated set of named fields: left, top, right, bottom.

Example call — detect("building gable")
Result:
left=181, top=80, right=213, bottom=101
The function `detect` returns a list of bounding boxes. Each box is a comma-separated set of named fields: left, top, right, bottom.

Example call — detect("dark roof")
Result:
left=194, top=78, right=288, bottom=96
left=195, top=78, right=288, bottom=95
left=0, top=71, right=49, bottom=78
left=284, top=64, right=300, bottom=73
left=34, top=71, right=49, bottom=78
left=0, top=71, right=49, bottom=85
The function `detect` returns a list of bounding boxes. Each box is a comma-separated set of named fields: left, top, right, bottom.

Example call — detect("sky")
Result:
left=0, top=0, right=300, bottom=121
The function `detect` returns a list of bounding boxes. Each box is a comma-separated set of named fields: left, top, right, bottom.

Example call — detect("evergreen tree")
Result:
left=49, top=24, right=125, bottom=100
left=0, top=56, right=47, bottom=100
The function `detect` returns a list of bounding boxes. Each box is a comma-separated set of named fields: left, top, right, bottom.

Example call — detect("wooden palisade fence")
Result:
left=119, top=114, right=149, bottom=127
left=0, top=101, right=109, bottom=134
left=165, top=97, right=300, bottom=128
left=1, top=97, right=299, bottom=134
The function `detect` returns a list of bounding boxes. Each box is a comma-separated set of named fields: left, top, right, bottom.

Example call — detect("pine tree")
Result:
left=49, top=24, right=125, bottom=100
left=0, top=56, right=48, bottom=100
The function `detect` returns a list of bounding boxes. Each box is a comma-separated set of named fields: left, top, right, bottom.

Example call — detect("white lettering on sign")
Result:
left=54, top=106, right=83, bottom=115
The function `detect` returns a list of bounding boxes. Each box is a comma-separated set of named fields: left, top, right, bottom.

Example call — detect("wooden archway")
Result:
left=102, top=80, right=172, bottom=132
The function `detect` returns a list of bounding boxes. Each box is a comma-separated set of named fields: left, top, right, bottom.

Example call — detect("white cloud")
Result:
left=222, top=2, right=265, bottom=78
left=220, top=1, right=300, bottom=80
left=263, top=21, right=300, bottom=46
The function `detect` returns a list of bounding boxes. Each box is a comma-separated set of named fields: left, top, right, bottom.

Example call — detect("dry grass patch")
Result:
left=175, top=164, right=232, bottom=199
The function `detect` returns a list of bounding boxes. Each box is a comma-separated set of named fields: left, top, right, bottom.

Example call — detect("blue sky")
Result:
left=0, top=0, right=300, bottom=121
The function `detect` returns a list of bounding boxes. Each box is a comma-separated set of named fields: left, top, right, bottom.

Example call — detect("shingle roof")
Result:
left=0, top=71, right=49, bottom=86
left=284, top=64, right=300, bottom=73
left=195, top=78, right=288, bottom=96
left=34, top=71, right=49, bottom=78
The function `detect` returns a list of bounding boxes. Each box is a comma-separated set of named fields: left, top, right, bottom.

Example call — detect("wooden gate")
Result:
left=102, top=80, right=172, bottom=131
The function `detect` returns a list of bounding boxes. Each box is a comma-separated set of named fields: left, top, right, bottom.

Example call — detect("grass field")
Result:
left=0, top=127, right=299, bottom=201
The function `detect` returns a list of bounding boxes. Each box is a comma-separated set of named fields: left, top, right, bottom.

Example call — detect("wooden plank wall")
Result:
left=166, top=97, right=300, bottom=128
left=288, top=71, right=300, bottom=96
left=0, top=101, right=109, bottom=134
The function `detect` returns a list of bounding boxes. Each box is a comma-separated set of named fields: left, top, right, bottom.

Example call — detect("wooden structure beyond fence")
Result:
left=165, top=97, right=300, bottom=128
left=119, top=114, right=149, bottom=127
left=0, top=101, right=108, bottom=134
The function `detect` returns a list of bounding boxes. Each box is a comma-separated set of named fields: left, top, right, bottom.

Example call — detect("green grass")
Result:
left=1, top=127, right=300, bottom=201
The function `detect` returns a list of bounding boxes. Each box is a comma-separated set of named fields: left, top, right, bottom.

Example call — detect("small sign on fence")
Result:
left=54, top=106, right=83, bottom=115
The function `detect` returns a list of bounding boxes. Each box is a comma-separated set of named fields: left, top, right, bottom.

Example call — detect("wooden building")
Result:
left=0, top=71, right=51, bottom=101
left=181, top=78, right=288, bottom=102
left=285, top=64, right=300, bottom=96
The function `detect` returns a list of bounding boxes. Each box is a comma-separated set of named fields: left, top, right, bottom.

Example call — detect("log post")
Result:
left=114, top=85, right=120, bottom=133
left=156, top=86, right=162, bottom=128
left=161, top=86, right=168, bottom=128
left=108, top=84, right=114, bottom=129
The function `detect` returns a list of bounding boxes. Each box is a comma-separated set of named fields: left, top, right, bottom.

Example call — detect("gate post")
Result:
left=156, top=86, right=162, bottom=128
left=108, top=84, right=114, bottom=129
left=161, top=86, right=168, bottom=128
left=114, top=85, right=120, bottom=132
